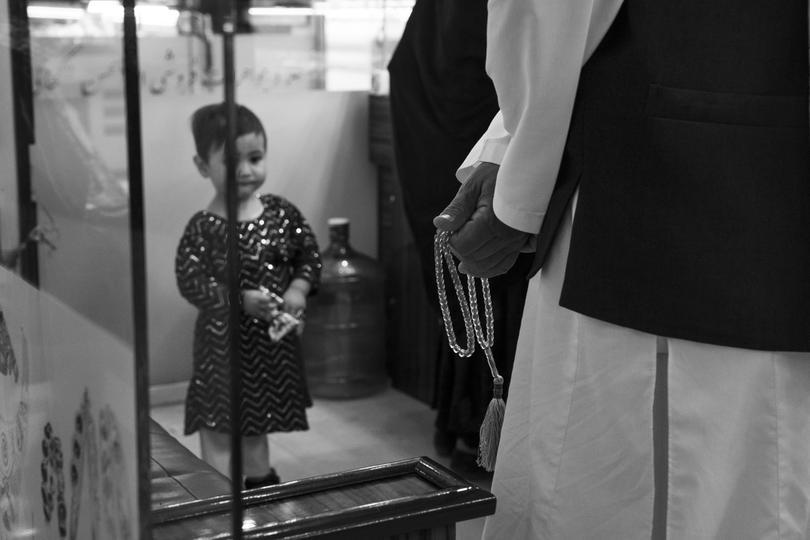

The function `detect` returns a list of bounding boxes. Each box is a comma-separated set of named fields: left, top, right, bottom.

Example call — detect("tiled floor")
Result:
left=151, top=386, right=492, bottom=539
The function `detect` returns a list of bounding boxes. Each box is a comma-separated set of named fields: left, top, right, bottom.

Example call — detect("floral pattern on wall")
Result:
left=0, top=308, right=30, bottom=540
left=40, top=389, right=132, bottom=540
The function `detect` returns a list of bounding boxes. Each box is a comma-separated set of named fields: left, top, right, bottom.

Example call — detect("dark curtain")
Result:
left=388, top=0, right=531, bottom=466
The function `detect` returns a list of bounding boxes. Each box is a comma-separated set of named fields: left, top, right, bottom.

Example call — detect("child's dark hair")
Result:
left=190, top=103, right=266, bottom=161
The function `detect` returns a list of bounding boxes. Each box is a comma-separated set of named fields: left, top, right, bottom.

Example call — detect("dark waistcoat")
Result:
left=529, top=0, right=810, bottom=351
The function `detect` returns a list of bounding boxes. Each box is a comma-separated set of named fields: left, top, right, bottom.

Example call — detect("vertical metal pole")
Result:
left=223, top=2, right=244, bottom=538
left=121, top=1, right=151, bottom=538
left=7, top=0, right=38, bottom=284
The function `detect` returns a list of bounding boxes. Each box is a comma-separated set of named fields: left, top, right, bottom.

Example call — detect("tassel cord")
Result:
left=434, top=230, right=505, bottom=471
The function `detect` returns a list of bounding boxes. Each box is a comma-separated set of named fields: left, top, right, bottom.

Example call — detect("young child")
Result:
left=175, top=102, right=321, bottom=488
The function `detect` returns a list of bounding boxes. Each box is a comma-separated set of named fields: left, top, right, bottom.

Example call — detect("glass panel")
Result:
left=29, top=6, right=135, bottom=340
left=0, top=1, right=142, bottom=539
left=136, top=0, right=239, bottom=533
left=1, top=0, right=507, bottom=536
left=0, top=1, right=20, bottom=268
left=147, top=0, right=436, bottom=504
left=239, top=0, right=414, bottom=92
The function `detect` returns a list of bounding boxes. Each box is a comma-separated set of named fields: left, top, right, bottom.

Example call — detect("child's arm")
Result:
left=275, top=202, right=321, bottom=328
left=285, top=204, right=322, bottom=300
left=175, top=225, right=230, bottom=315
left=281, top=278, right=310, bottom=317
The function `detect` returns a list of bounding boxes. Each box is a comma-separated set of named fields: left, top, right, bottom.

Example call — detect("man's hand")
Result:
left=433, top=162, right=531, bottom=278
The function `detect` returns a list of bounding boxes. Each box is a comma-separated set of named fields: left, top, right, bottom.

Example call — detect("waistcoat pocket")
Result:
left=645, top=84, right=806, bottom=128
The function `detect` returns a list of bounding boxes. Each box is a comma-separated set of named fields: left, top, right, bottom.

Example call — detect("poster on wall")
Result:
left=0, top=267, right=139, bottom=540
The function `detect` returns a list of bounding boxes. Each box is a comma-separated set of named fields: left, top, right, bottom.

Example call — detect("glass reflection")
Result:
left=28, top=17, right=135, bottom=340
left=0, top=1, right=142, bottom=539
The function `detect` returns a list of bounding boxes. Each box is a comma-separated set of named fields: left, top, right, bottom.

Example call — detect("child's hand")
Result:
left=242, top=289, right=274, bottom=320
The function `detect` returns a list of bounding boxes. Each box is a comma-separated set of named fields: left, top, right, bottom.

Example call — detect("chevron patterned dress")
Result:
left=176, top=194, right=321, bottom=436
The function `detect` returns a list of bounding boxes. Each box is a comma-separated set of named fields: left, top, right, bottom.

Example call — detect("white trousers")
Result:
left=482, top=206, right=810, bottom=540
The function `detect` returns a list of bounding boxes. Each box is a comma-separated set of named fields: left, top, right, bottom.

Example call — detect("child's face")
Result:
left=195, top=132, right=267, bottom=202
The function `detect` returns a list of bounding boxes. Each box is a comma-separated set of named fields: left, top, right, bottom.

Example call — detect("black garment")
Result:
left=388, top=0, right=499, bottom=284
left=388, top=0, right=531, bottom=451
left=176, top=195, right=321, bottom=436
left=531, top=0, right=810, bottom=351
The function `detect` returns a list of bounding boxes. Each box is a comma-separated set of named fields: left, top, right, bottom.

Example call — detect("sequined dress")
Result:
left=176, top=194, right=321, bottom=436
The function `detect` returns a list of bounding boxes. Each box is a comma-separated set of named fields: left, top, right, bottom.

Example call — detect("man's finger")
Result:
left=447, top=210, right=491, bottom=254
left=458, top=248, right=519, bottom=278
left=451, top=220, right=528, bottom=259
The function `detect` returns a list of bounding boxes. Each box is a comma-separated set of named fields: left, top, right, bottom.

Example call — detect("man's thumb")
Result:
left=433, top=212, right=461, bottom=232
left=433, top=187, right=477, bottom=232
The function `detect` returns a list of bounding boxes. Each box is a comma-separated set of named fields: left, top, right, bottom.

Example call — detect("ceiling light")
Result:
left=86, top=0, right=179, bottom=26
left=27, top=5, right=85, bottom=20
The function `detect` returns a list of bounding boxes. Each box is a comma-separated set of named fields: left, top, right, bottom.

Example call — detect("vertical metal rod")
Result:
left=7, top=0, right=38, bottom=284
left=121, top=1, right=151, bottom=538
left=223, top=3, right=245, bottom=538
left=123, top=0, right=152, bottom=540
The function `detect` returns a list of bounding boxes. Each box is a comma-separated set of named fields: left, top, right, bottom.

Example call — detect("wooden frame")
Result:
left=151, top=457, right=496, bottom=539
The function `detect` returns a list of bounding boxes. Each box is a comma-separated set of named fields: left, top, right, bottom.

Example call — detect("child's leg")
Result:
left=198, top=428, right=232, bottom=478
left=241, top=434, right=271, bottom=478
left=243, top=435, right=282, bottom=488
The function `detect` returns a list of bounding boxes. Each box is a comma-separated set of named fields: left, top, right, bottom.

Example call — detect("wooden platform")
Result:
left=152, top=457, right=495, bottom=539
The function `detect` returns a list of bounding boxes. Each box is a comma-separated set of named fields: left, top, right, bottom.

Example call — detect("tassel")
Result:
left=434, top=231, right=506, bottom=472
left=477, top=375, right=505, bottom=472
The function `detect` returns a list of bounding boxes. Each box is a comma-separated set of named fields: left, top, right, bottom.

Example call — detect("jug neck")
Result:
left=327, top=220, right=352, bottom=256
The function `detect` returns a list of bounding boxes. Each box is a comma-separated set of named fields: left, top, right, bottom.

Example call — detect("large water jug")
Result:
left=302, top=218, right=387, bottom=398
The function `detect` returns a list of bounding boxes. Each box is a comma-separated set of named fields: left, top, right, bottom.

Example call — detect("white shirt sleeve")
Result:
left=456, top=111, right=510, bottom=183
left=467, top=0, right=623, bottom=233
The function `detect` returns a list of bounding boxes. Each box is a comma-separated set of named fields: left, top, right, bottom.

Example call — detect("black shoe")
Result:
left=244, top=468, right=280, bottom=490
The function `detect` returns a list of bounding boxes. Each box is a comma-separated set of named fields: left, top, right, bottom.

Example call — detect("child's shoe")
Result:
left=244, top=468, right=281, bottom=490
